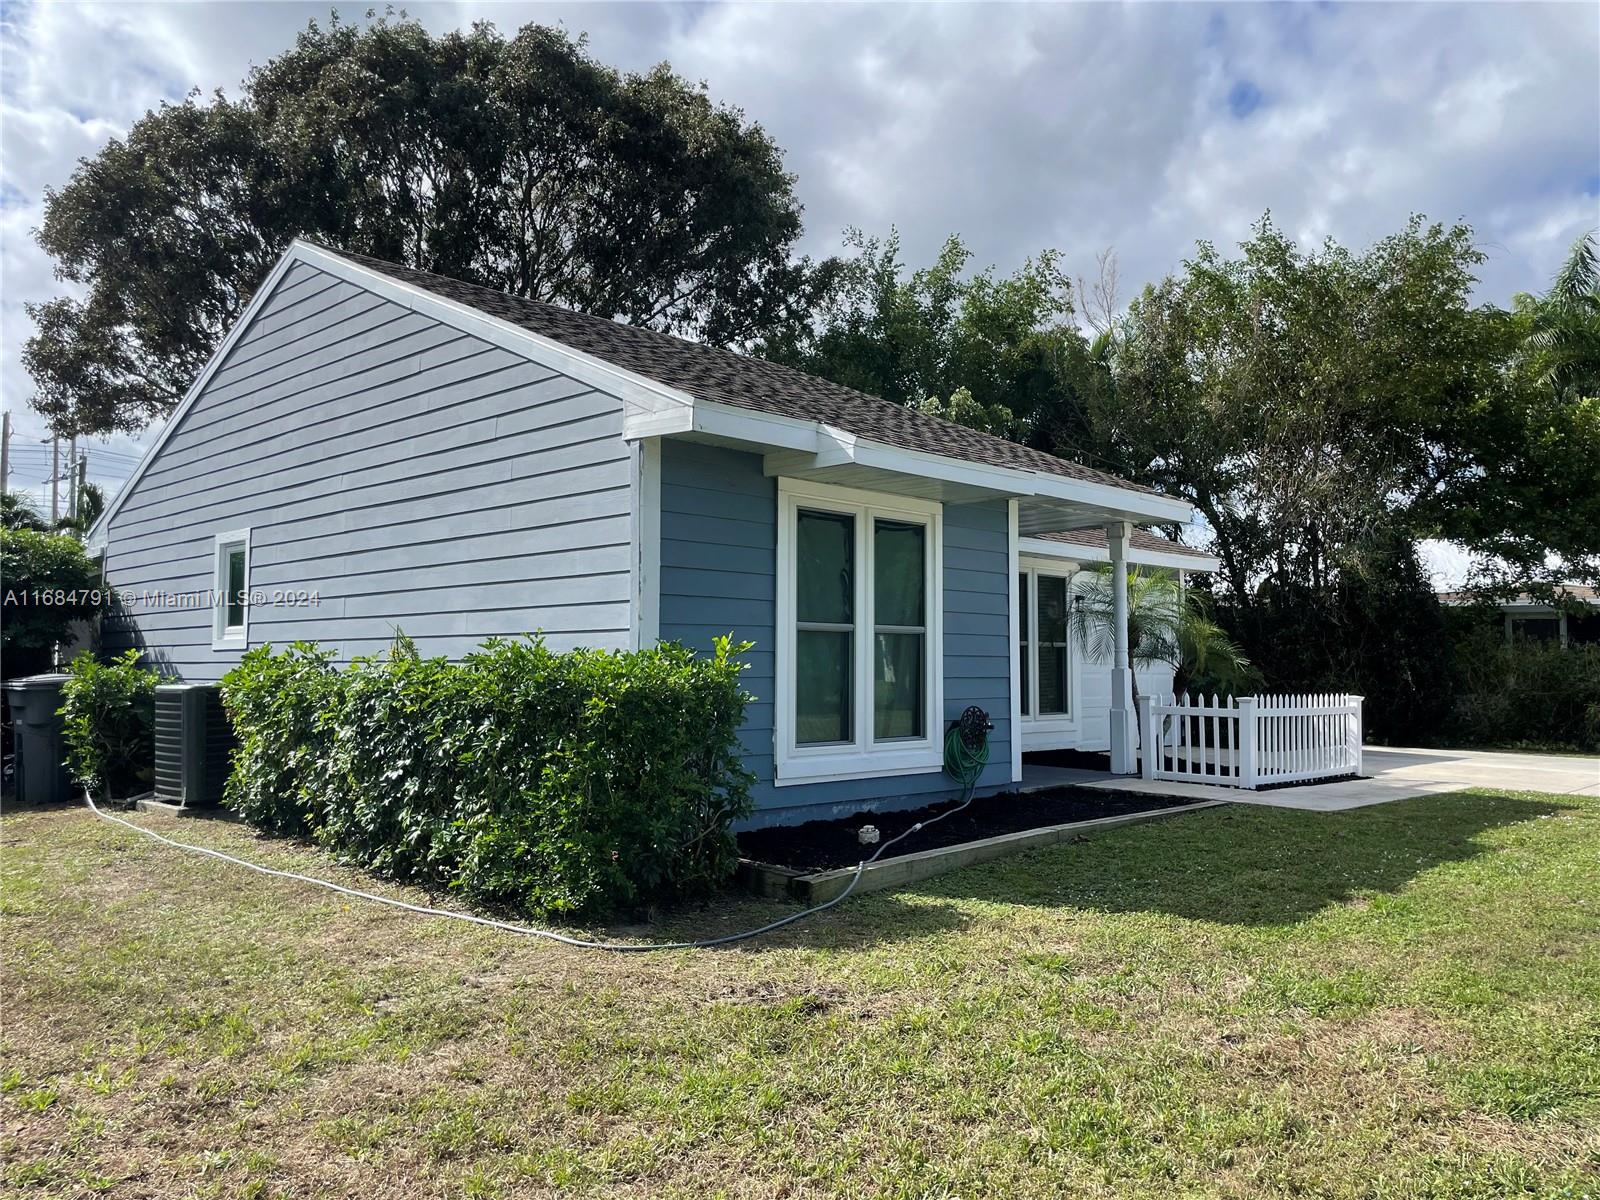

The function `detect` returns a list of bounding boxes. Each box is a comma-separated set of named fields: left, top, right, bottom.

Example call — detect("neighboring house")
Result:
left=1439, top=587, right=1600, bottom=648
left=87, top=241, right=1216, bottom=828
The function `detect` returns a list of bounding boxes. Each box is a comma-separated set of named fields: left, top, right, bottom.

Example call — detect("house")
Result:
left=87, top=241, right=1218, bottom=828
left=1439, top=586, right=1600, bottom=648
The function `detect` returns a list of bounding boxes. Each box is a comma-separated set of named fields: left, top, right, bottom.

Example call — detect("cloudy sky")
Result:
left=2, top=0, right=1596, bottom=578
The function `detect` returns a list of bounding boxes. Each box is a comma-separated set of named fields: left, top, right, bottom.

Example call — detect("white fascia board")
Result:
left=758, top=420, right=1194, bottom=523
left=1019, top=535, right=1221, bottom=573
left=840, top=434, right=1034, bottom=498
left=693, top=401, right=821, bottom=453
left=91, top=239, right=696, bottom=547
left=1030, top=474, right=1194, bottom=525
left=87, top=249, right=303, bottom=549
left=290, top=242, right=694, bottom=421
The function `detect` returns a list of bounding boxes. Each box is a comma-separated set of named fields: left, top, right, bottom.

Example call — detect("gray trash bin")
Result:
left=4, top=673, right=73, bottom=805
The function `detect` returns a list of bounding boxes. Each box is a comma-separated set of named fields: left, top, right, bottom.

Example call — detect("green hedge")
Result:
left=1, top=528, right=103, bottom=682
left=221, top=635, right=754, bottom=917
left=1447, top=633, right=1600, bottom=753
left=59, top=650, right=158, bottom=797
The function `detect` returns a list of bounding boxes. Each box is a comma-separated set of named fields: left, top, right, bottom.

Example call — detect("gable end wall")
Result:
left=101, top=260, right=636, bottom=678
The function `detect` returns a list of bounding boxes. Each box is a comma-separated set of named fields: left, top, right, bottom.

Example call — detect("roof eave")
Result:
left=629, top=400, right=1197, bottom=528
left=1018, top=535, right=1221, bottom=573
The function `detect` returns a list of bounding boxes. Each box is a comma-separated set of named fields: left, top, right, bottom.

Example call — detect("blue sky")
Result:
left=1, top=1, right=1596, bottom=581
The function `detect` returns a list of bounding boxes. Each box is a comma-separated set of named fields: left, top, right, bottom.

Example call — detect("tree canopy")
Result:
left=26, top=15, right=817, bottom=436
left=764, top=229, right=1112, bottom=458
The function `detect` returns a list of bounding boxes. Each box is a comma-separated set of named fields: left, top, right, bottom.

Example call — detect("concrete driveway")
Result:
left=1028, top=746, right=1598, bottom=811
left=1229, top=746, right=1599, bottom=811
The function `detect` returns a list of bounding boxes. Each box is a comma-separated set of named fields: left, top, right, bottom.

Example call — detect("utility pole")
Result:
left=76, top=451, right=88, bottom=522
left=0, top=410, right=10, bottom=495
left=49, top=435, right=60, bottom=524
left=66, top=435, right=79, bottom=522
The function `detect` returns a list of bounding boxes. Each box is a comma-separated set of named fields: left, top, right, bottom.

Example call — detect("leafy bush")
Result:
left=1, top=528, right=103, bottom=681
left=1447, top=634, right=1600, bottom=752
left=1215, top=539, right=1453, bottom=743
left=59, top=650, right=158, bottom=797
left=222, top=635, right=754, bottom=916
left=221, top=643, right=340, bottom=835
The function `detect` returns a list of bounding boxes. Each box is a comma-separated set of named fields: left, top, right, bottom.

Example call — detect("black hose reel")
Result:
left=954, top=705, right=994, bottom=751
left=943, top=705, right=995, bottom=788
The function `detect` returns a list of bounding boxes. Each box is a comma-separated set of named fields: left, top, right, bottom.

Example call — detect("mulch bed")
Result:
left=737, top=787, right=1208, bottom=873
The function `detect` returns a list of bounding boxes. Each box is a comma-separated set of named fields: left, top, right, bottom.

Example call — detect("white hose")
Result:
left=83, top=784, right=979, bottom=952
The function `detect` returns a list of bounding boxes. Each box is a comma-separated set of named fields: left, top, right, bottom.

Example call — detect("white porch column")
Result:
left=1107, top=520, right=1136, bottom=774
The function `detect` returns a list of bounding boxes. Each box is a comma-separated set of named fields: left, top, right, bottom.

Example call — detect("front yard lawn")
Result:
left=3, top=790, right=1597, bottom=1199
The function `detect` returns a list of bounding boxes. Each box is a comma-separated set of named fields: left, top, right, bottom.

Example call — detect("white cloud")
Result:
left=1, top=0, right=1596, bottom=503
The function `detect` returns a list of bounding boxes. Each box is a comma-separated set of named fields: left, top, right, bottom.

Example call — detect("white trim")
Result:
left=290, top=242, right=694, bottom=421
left=633, top=438, right=662, bottom=649
left=210, top=527, right=251, bottom=651
left=90, top=239, right=695, bottom=546
left=690, top=401, right=822, bottom=454
left=87, top=252, right=300, bottom=550
left=90, top=238, right=1195, bottom=552
left=1015, top=555, right=1082, bottom=749
left=1019, top=535, right=1220, bottom=574
left=773, top=477, right=945, bottom=787
left=1007, top=500, right=1022, bottom=783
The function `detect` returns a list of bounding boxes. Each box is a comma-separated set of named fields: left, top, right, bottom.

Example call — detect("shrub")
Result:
left=1, top=528, right=103, bottom=682
left=1447, top=636, right=1600, bottom=752
left=221, top=635, right=754, bottom=916
left=316, top=635, right=476, bottom=883
left=59, top=650, right=158, bottom=797
left=221, top=642, right=340, bottom=834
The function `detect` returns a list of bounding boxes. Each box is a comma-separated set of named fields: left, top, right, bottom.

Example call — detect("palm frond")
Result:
left=1067, top=564, right=1253, bottom=689
left=1549, top=232, right=1600, bottom=310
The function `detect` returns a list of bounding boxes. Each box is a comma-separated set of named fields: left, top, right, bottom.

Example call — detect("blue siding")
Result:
left=659, top=439, right=1014, bottom=828
left=101, top=261, right=635, bottom=678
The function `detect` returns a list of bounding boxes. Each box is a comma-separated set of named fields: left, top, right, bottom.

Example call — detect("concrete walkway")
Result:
left=1022, top=746, right=1599, bottom=812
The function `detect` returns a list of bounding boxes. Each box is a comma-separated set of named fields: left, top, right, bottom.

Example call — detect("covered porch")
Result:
left=744, top=425, right=1201, bottom=780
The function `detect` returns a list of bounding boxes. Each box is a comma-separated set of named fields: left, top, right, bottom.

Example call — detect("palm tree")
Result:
left=1521, top=231, right=1600, bottom=400
left=1067, top=564, right=1257, bottom=708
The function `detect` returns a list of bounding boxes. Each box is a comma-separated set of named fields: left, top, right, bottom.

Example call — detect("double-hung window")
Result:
left=778, top=480, right=942, bottom=784
left=1017, top=565, right=1073, bottom=721
left=212, top=529, right=251, bottom=650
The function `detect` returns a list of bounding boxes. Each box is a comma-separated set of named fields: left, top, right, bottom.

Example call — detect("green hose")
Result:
left=943, top=722, right=990, bottom=789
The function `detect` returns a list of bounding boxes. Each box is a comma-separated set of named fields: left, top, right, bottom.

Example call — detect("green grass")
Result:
left=3, top=791, right=1598, bottom=1198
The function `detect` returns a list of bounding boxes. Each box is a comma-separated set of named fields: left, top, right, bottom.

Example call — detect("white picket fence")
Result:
left=1136, top=692, right=1364, bottom=789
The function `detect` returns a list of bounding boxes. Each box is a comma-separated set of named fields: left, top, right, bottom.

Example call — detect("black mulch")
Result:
left=737, top=787, right=1208, bottom=874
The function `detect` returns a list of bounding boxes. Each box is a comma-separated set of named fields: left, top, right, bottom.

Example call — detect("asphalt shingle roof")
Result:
left=324, top=246, right=1155, bottom=496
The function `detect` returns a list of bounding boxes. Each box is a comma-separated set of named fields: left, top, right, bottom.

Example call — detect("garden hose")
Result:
left=82, top=706, right=996, bottom=953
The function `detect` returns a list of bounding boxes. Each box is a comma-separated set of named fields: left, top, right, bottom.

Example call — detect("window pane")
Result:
left=874, top=632, right=923, bottom=739
left=873, top=520, right=924, bottom=627
left=797, top=510, right=854, bottom=624
left=797, top=630, right=852, bottom=744
left=1038, top=644, right=1068, bottom=715
left=1037, top=575, right=1068, bottom=643
left=1018, top=573, right=1030, bottom=717
left=226, top=548, right=247, bottom=630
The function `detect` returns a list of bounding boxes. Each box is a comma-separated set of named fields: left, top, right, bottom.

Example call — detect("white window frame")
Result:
left=1017, top=557, right=1078, bottom=740
left=774, top=478, right=944, bottom=786
left=211, top=528, right=251, bottom=651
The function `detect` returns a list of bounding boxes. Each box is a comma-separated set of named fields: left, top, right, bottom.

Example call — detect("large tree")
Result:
left=1454, top=232, right=1600, bottom=593
left=1103, top=214, right=1592, bottom=601
left=765, top=229, right=1113, bottom=458
left=26, top=15, right=817, bottom=436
